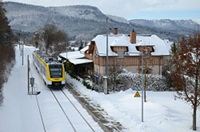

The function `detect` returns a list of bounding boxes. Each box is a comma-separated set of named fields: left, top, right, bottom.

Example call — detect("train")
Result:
left=32, top=50, right=66, bottom=88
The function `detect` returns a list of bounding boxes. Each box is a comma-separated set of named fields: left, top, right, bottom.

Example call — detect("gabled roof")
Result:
left=91, top=34, right=172, bottom=56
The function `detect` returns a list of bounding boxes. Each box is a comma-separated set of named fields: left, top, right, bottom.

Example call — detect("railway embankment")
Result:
left=66, top=83, right=125, bottom=132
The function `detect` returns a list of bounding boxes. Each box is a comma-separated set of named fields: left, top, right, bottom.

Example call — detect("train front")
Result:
left=47, top=64, right=66, bottom=88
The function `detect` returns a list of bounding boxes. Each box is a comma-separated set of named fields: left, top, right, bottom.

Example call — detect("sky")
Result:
left=3, top=0, right=200, bottom=20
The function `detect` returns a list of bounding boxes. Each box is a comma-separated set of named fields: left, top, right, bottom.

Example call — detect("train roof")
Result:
left=33, top=50, right=62, bottom=65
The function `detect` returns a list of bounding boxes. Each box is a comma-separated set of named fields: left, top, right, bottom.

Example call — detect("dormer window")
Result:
left=136, top=45, right=155, bottom=53
left=111, top=46, right=128, bottom=54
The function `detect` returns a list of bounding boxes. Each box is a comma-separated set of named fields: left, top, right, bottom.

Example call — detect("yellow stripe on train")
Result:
left=32, top=50, right=66, bottom=88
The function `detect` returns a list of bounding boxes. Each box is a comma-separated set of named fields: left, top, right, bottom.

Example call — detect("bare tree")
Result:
left=108, top=57, right=124, bottom=91
left=33, top=24, right=69, bottom=56
left=171, top=33, right=200, bottom=131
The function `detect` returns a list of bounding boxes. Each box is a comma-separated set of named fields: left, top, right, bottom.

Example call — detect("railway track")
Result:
left=34, top=87, right=98, bottom=132
left=50, top=88, right=95, bottom=132
left=25, top=46, right=124, bottom=132
left=25, top=47, right=99, bottom=132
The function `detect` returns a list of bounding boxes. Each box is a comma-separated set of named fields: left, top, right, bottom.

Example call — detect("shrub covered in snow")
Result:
left=92, top=69, right=172, bottom=92
left=114, top=69, right=171, bottom=91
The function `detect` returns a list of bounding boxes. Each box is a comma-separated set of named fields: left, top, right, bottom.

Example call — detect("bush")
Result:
left=82, top=79, right=92, bottom=89
left=116, top=70, right=171, bottom=91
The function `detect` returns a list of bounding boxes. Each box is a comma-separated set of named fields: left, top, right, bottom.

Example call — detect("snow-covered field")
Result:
left=0, top=45, right=200, bottom=132
left=68, top=75, right=200, bottom=132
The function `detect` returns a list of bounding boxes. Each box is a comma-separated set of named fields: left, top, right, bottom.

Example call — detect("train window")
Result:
left=49, top=65, right=62, bottom=78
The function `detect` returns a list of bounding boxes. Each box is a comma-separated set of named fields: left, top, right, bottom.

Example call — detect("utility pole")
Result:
left=65, top=42, right=68, bottom=71
left=144, top=55, right=147, bottom=102
left=104, top=17, right=109, bottom=94
left=141, top=53, right=144, bottom=122
left=21, top=40, right=24, bottom=66
left=143, top=49, right=150, bottom=102
left=127, top=51, right=144, bottom=122
left=27, top=55, right=30, bottom=94
left=106, top=18, right=108, bottom=77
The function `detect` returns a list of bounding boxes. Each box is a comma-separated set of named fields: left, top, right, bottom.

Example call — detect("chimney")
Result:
left=114, top=28, right=118, bottom=35
left=130, top=29, right=136, bottom=44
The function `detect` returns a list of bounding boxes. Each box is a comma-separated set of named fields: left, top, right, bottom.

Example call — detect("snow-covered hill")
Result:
left=5, top=2, right=56, bottom=32
left=4, top=2, right=200, bottom=41
left=4, top=2, right=114, bottom=39
left=49, top=5, right=107, bottom=21
left=129, top=19, right=199, bottom=32
left=107, top=15, right=130, bottom=24
left=193, top=19, right=200, bottom=25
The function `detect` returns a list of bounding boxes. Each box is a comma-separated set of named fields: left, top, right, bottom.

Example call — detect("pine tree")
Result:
left=171, top=33, right=200, bottom=131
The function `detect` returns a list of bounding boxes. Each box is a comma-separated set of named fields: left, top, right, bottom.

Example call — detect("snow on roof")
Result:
left=80, top=45, right=89, bottom=54
left=69, top=58, right=93, bottom=65
left=60, top=51, right=93, bottom=65
left=110, top=35, right=129, bottom=47
left=92, top=34, right=172, bottom=56
left=60, top=51, right=84, bottom=59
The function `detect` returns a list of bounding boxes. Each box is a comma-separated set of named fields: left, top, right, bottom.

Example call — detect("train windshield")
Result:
left=49, top=65, right=62, bottom=78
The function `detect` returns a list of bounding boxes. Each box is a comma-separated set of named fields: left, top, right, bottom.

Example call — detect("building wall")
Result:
left=93, top=56, right=169, bottom=76
left=94, top=64, right=105, bottom=75
left=85, top=42, right=170, bottom=76
left=125, top=65, right=163, bottom=75
left=94, top=64, right=164, bottom=76
left=93, top=55, right=168, bottom=66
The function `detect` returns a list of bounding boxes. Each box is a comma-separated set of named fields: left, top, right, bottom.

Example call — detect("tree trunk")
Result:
left=193, top=65, right=198, bottom=131
left=192, top=105, right=197, bottom=131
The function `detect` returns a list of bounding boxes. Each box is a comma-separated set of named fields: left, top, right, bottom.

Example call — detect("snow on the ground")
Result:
left=0, top=45, right=200, bottom=132
left=67, top=71, right=200, bottom=132
left=0, top=45, right=102, bottom=132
